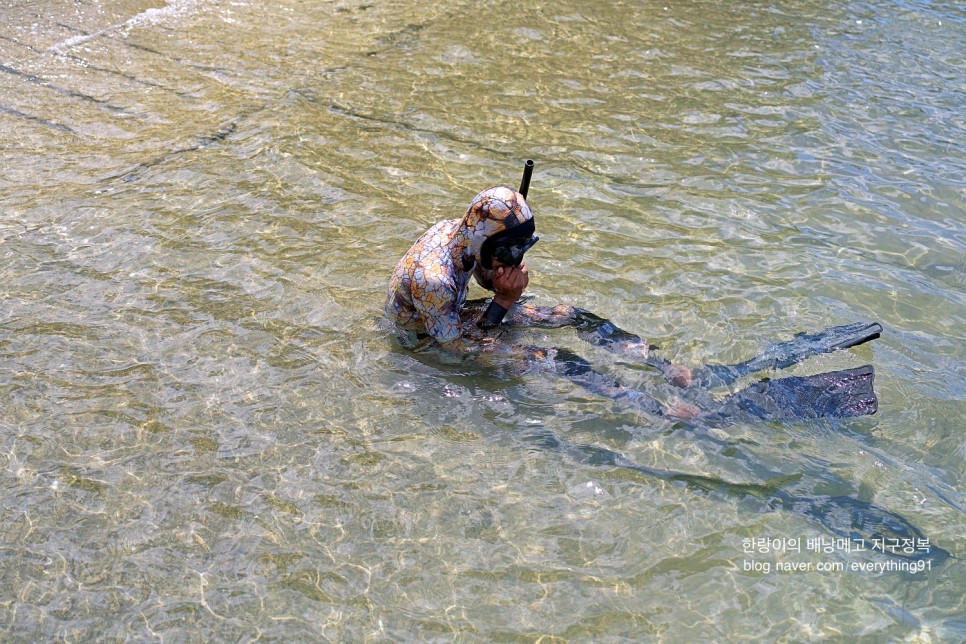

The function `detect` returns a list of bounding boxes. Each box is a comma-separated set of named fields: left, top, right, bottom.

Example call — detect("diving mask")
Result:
left=492, top=235, right=539, bottom=267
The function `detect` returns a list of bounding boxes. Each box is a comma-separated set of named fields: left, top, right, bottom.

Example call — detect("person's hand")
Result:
left=665, top=364, right=693, bottom=388
left=664, top=400, right=700, bottom=420
left=492, top=262, right=529, bottom=309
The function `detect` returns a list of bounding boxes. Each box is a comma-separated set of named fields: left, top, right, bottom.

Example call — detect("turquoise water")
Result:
left=1, top=0, right=963, bottom=640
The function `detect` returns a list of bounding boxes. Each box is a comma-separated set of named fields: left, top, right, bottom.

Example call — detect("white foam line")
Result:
left=48, top=0, right=208, bottom=54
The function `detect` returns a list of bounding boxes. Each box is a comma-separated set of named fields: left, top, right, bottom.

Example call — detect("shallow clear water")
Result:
left=1, top=0, right=964, bottom=640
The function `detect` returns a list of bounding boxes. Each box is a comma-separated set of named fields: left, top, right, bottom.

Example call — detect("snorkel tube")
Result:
left=479, top=160, right=538, bottom=330
left=519, top=158, right=534, bottom=198
left=506, top=158, right=539, bottom=264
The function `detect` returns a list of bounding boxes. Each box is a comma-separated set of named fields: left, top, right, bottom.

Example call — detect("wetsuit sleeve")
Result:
left=410, top=270, right=464, bottom=344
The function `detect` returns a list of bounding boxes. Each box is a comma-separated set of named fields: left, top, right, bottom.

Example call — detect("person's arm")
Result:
left=407, top=273, right=498, bottom=353
left=468, top=298, right=694, bottom=387
left=478, top=263, right=529, bottom=330
left=550, top=347, right=697, bottom=418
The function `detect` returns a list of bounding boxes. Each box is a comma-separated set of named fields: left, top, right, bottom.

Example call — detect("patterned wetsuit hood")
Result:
left=459, top=185, right=534, bottom=271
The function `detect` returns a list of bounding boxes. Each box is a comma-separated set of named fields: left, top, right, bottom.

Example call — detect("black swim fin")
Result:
left=691, top=322, right=882, bottom=387
left=700, top=365, right=878, bottom=428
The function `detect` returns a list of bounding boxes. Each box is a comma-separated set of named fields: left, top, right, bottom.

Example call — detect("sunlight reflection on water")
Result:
left=0, top=0, right=963, bottom=640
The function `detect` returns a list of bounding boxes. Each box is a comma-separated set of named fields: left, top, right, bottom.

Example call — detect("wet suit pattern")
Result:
left=386, top=185, right=533, bottom=343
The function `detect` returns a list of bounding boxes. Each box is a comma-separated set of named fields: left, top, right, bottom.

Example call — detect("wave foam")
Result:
left=48, top=0, right=209, bottom=54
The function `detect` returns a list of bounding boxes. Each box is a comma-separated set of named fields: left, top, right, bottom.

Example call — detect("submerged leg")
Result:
left=541, top=343, right=877, bottom=427
left=486, top=299, right=882, bottom=389
left=469, top=299, right=687, bottom=382
left=542, top=347, right=667, bottom=417
left=465, top=299, right=642, bottom=341
left=469, top=298, right=882, bottom=398
left=690, top=322, right=883, bottom=387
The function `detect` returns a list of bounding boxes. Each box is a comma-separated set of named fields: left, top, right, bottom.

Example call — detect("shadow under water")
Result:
left=527, top=428, right=951, bottom=566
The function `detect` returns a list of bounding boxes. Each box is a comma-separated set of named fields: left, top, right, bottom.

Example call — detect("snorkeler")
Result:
left=385, top=165, right=880, bottom=425
left=385, top=183, right=535, bottom=348
left=381, top=165, right=954, bottom=564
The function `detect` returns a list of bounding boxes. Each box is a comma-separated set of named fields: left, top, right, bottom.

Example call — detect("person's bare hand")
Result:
left=664, top=400, right=700, bottom=420
left=666, top=364, right=693, bottom=388
left=492, top=262, right=529, bottom=309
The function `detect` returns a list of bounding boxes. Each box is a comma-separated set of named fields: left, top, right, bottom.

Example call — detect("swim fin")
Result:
left=690, top=322, right=882, bottom=387
left=701, top=365, right=878, bottom=427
